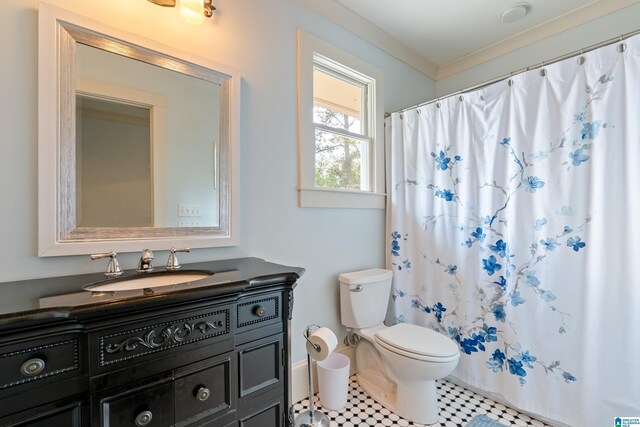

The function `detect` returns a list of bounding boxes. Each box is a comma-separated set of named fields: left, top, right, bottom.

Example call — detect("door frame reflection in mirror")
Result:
left=38, top=3, right=240, bottom=256
left=76, top=78, right=167, bottom=228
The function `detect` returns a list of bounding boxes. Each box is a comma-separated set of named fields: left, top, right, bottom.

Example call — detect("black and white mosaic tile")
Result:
left=293, top=376, right=554, bottom=427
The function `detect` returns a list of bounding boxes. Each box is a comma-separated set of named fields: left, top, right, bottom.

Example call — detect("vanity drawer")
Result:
left=0, top=401, right=83, bottom=427
left=92, top=307, right=231, bottom=371
left=100, top=379, right=174, bottom=427
left=175, top=354, right=234, bottom=426
left=237, top=293, right=281, bottom=331
left=0, top=336, right=80, bottom=391
left=238, top=387, right=285, bottom=427
left=237, top=334, right=283, bottom=399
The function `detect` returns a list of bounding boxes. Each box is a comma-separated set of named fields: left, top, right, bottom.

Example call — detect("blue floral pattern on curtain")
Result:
left=386, top=34, right=640, bottom=427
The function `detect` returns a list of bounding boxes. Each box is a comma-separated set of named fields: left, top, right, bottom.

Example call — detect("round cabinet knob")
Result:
left=254, top=306, right=266, bottom=317
left=196, top=386, right=211, bottom=402
left=20, top=358, right=45, bottom=376
left=135, top=410, right=153, bottom=427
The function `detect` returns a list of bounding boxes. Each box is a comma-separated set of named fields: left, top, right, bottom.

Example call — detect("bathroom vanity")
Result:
left=0, top=257, right=303, bottom=427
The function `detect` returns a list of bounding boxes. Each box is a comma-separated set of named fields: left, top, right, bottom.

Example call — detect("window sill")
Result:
left=298, top=187, right=385, bottom=209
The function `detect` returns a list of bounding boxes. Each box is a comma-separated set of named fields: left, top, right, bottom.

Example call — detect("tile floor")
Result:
left=293, top=376, right=554, bottom=427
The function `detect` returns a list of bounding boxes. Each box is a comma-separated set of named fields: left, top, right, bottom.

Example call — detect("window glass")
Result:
left=313, top=68, right=364, bottom=134
left=314, top=128, right=368, bottom=190
left=312, top=65, right=369, bottom=190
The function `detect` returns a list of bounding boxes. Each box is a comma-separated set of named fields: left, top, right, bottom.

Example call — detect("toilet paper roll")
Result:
left=305, top=327, right=338, bottom=361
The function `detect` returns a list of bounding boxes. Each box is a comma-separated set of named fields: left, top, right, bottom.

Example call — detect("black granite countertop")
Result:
left=0, top=257, right=304, bottom=333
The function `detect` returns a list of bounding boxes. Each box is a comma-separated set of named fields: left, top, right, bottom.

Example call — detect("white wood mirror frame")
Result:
left=38, top=3, right=240, bottom=256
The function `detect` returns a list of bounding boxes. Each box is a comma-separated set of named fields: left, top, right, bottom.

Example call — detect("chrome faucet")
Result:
left=166, top=247, right=190, bottom=271
left=136, top=248, right=155, bottom=273
left=90, top=251, right=123, bottom=278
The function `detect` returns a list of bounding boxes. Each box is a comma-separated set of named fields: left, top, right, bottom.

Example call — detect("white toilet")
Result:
left=339, top=268, right=460, bottom=425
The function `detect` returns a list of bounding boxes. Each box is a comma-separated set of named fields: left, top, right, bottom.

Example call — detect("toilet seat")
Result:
left=374, top=323, right=460, bottom=363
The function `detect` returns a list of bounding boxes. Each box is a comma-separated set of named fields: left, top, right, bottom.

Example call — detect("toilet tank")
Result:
left=339, top=269, right=393, bottom=329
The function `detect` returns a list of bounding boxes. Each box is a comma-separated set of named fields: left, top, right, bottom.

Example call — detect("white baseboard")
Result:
left=291, top=345, right=357, bottom=404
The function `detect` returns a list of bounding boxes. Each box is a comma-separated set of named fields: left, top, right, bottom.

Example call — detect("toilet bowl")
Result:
left=339, top=269, right=460, bottom=425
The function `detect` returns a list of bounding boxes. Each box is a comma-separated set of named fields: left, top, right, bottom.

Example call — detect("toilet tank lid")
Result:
left=338, top=269, right=392, bottom=285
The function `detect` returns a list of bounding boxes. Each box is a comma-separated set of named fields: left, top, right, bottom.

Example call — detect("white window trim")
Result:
left=297, top=29, right=385, bottom=209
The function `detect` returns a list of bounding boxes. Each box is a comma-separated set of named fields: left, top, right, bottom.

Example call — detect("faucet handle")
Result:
left=166, top=247, right=190, bottom=271
left=90, top=251, right=123, bottom=278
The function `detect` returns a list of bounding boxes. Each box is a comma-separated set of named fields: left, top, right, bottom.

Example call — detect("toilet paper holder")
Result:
left=295, top=324, right=331, bottom=427
left=303, top=324, right=322, bottom=353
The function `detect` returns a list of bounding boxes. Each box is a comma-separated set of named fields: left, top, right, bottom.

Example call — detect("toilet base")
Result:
left=357, top=369, right=439, bottom=425
left=356, top=369, right=396, bottom=411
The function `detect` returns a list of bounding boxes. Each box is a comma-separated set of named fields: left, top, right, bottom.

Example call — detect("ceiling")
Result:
left=302, top=0, right=638, bottom=79
left=334, top=0, right=595, bottom=66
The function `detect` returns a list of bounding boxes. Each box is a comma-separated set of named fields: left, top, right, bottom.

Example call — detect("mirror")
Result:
left=75, top=44, right=220, bottom=229
left=38, top=4, right=240, bottom=256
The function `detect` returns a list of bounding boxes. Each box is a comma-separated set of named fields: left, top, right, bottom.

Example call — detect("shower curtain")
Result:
left=386, top=34, right=640, bottom=427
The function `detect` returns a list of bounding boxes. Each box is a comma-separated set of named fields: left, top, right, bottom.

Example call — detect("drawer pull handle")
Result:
left=254, top=306, right=266, bottom=317
left=135, top=410, right=153, bottom=426
left=20, top=358, right=45, bottom=376
left=196, top=386, right=211, bottom=401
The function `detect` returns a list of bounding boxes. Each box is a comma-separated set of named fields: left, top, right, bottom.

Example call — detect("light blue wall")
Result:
left=7, top=0, right=636, bottom=365
left=0, top=0, right=435, bottom=363
left=436, top=3, right=640, bottom=96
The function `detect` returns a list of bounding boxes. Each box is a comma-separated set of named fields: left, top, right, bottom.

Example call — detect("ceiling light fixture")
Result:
left=147, top=0, right=215, bottom=25
left=500, top=2, right=531, bottom=24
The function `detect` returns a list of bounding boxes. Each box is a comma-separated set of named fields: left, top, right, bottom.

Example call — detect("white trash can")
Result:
left=316, top=352, right=350, bottom=411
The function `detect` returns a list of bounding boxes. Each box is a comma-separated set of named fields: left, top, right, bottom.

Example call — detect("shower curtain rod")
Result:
left=391, top=27, right=640, bottom=116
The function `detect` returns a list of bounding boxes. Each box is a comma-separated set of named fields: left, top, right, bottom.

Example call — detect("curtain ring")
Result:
left=617, top=34, right=626, bottom=52
left=577, top=56, right=585, bottom=65
left=416, top=108, right=421, bottom=114
left=399, top=113, right=404, bottom=119
left=539, top=61, right=546, bottom=77
left=436, top=101, right=441, bottom=108
left=459, top=95, right=464, bottom=102
left=508, top=79, right=514, bottom=86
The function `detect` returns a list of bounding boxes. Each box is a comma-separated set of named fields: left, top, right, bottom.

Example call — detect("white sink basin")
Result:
left=83, top=271, right=212, bottom=292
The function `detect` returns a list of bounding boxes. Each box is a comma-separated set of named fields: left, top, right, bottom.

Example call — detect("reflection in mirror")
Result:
left=76, top=95, right=153, bottom=227
left=75, top=43, right=220, bottom=229
left=38, top=4, right=240, bottom=256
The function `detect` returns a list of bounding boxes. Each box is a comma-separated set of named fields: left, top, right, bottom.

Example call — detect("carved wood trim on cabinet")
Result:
left=98, top=309, right=229, bottom=367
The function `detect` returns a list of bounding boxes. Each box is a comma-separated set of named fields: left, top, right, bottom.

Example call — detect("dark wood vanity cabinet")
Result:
left=0, top=258, right=301, bottom=427
left=94, top=353, right=235, bottom=426
left=236, top=292, right=287, bottom=427
left=0, top=328, right=87, bottom=426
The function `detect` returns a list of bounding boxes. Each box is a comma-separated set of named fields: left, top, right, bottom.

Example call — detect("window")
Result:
left=297, top=29, right=385, bottom=208
left=313, top=60, right=369, bottom=191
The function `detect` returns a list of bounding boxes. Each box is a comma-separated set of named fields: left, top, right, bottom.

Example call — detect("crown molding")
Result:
left=296, top=0, right=439, bottom=79
left=298, top=0, right=638, bottom=82
left=436, top=0, right=639, bottom=80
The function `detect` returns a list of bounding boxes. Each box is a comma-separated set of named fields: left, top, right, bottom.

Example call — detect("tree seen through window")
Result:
left=313, top=106, right=364, bottom=189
